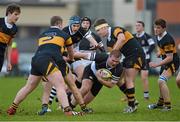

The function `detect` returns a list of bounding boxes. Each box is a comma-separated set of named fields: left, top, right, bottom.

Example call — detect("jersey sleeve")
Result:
left=65, top=37, right=73, bottom=47
left=111, top=64, right=123, bottom=83
left=162, top=37, right=175, bottom=54
left=113, top=27, right=123, bottom=38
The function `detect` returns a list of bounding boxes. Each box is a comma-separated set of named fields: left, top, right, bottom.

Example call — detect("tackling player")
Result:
left=94, top=19, right=145, bottom=113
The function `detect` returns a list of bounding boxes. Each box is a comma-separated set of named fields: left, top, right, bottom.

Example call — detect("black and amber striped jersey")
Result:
left=0, top=17, right=17, bottom=55
left=35, top=27, right=72, bottom=62
left=156, top=32, right=179, bottom=61
left=63, top=26, right=91, bottom=44
left=106, top=27, right=143, bottom=57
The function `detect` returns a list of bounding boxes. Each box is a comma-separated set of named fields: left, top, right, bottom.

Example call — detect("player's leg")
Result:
left=64, top=67, right=93, bottom=113
left=38, top=81, right=53, bottom=115
left=47, top=70, right=83, bottom=116
left=70, top=78, right=93, bottom=106
left=140, top=70, right=149, bottom=99
left=83, top=79, right=103, bottom=105
left=83, top=91, right=95, bottom=104
left=0, top=56, right=4, bottom=72
left=123, top=68, right=139, bottom=113
left=7, top=75, right=41, bottom=115
left=158, top=69, right=172, bottom=111
left=148, top=66, right=174, bottom=111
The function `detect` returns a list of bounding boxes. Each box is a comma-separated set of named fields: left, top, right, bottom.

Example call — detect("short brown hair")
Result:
left=6, top=3, right=21, bottom=16
left=137, top=20, right=145, bottom=27
left=50, top=16, right=63, bottom=26
left=110, top=50, right=121, bottom=58
left=154, top=18, right=166, bottom=28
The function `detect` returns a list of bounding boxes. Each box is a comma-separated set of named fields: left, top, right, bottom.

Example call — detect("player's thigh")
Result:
left=25, top=74, right=42, bottom=90
left=140, top=70, right=149, bottom=80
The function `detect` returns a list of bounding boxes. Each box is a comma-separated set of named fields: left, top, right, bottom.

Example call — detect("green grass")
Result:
left=0, top=76, right=180, bottom=121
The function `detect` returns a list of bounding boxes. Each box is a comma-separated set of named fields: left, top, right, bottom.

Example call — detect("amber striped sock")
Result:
left=157, top=97, right=164, bottom=106
left=126, top=88, right=135, bottom=107
left=164, top=101, right=171, bottom=108
left=12, top=102, right=18, bottom=110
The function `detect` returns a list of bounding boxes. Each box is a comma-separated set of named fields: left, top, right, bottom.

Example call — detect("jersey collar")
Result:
left=136, top=31, right=145, bottom=37
left=107, top=27, right=111, bottom=41
left=68, top=26, right=77, bottom=35
left=50, top=26, right=61, bottom=29
left=157, top=31, right=167, bottom=41
left=5, top=16, right=13, bottom=29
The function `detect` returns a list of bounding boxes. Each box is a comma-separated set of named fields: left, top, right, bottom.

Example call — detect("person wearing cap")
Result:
left=62, top=15, right=99, bottom=49
left=0, top=3, right=21, bottom=72
left=94, top=19, right=145, bottom=113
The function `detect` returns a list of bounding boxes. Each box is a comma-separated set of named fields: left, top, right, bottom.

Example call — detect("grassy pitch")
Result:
left=0, top=76, right=180, bottom=121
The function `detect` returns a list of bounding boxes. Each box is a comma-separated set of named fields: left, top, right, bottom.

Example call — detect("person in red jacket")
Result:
left=10, top=42, right=19, bottom=76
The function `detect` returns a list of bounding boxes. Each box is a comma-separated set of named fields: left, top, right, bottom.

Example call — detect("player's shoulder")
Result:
left=62, top=26, right=69, bottom=33
left=163, top=32, right=175, bottom=44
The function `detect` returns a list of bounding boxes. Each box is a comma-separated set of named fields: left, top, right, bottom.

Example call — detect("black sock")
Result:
left=126, top=88, right=135, bottom=107
left=118, top=83, right=127, bottom=94
left=157, top=97, right=164, bottom=106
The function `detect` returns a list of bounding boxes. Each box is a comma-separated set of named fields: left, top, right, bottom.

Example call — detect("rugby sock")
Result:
left=11, top=102, right=18, bottom=110
left=144, top=91, right=149, bottom=99
left=164, top=101, right=171, bottom=108
left=118, top=83, right=127, bottom=94
left=64, top=106, right=72, bottom=112
left=157, top=97, right=164, bottom=106
left=48, top=87, right=57, bottom=105
left=80, top=103, right=86, bottom=110
left=126, top=88, right=135, bottom=107
left=75, top=80, right=82, bottom=89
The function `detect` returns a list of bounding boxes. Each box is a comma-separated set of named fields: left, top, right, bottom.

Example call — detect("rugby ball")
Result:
left=98, top=68, right=112, bottom=80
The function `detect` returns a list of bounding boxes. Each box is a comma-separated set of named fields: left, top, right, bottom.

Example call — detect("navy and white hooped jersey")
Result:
left=134, top=32, right=155, bottom=59
left=90, top=52, right=123, bottom=84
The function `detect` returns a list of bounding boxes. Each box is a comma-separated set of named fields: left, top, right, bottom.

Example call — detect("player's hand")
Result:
left=96, top=70, right=102, bottom=80
left=156, top=52, right=161, bottom=58
left=149, top=62, right=158, bottom=68
left=7, top=63, right=12, bottom=71
left=90, top=44, right=100, bottom=50
left=63, top=56, right=69, bottom=61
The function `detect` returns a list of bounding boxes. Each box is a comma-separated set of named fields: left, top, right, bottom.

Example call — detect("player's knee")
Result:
left=141, top=77, right=148, bottom=82
left=80, top=86, right=90, bottom=96
left=158, top=75, right=168, bottom=85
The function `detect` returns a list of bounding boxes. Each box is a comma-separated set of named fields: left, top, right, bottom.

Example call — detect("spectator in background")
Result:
left=10, top=42, right=19, bottom=76
left=134, top=21, right=155, bottom=100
